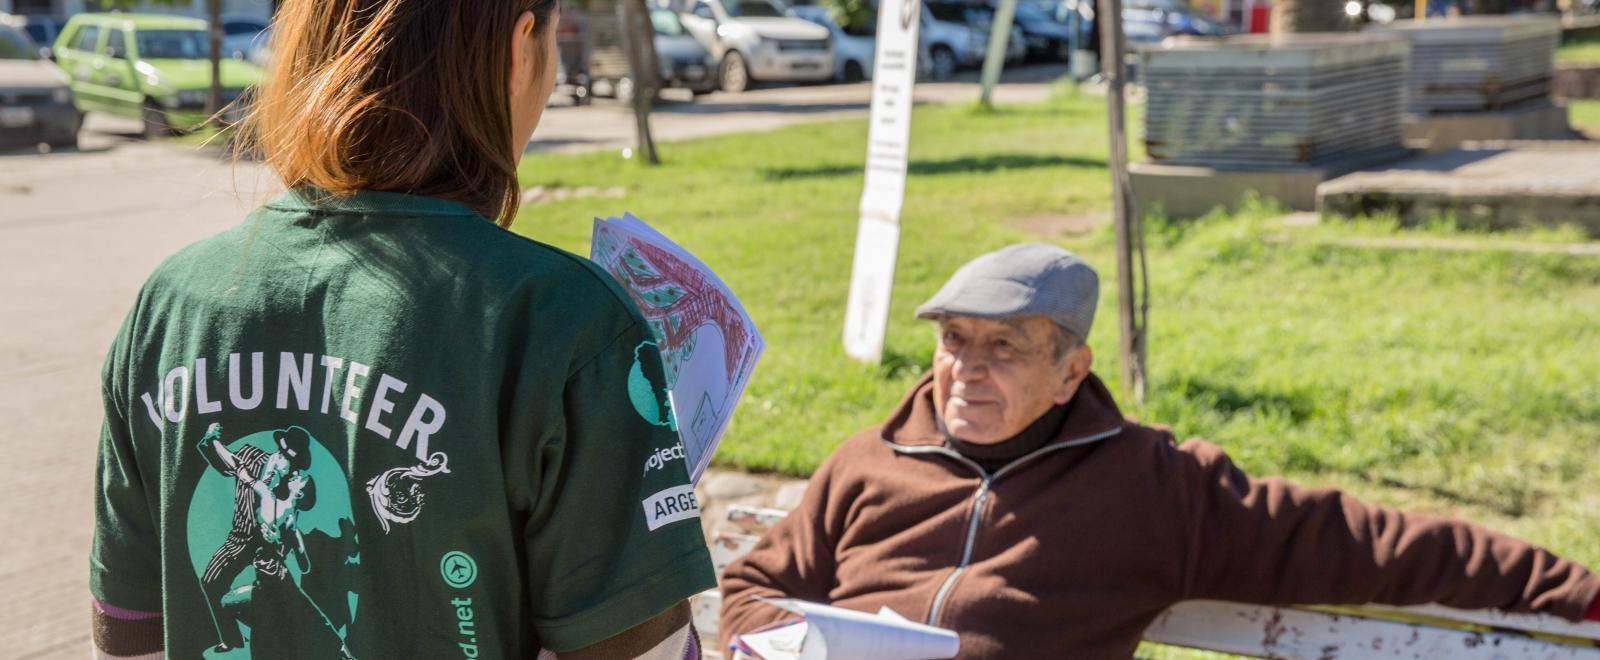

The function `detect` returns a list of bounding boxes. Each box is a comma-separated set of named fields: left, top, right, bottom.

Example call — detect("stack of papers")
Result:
left=734, top=599, right=961, bottom=660
left=590, top=213, right=765, bottom=483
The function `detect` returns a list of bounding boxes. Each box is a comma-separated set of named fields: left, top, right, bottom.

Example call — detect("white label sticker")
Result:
left=642, top=484, right=701, bottom=531
left=842, top=217, right=902, bottom=363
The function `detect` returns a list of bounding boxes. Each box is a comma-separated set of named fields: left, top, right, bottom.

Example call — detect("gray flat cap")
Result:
left=915, top=243, right=1099, bottom=341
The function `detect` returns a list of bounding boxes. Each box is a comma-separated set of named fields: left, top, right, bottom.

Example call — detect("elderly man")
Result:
left=719, top=243, right=1600, bottom=658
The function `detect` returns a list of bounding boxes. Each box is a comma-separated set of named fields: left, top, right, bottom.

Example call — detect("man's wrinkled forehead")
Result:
left=937, top=314, right=1048, bottom=338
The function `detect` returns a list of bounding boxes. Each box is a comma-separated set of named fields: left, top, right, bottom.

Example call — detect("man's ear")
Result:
left=1053, top=345, right=1093, bottom=405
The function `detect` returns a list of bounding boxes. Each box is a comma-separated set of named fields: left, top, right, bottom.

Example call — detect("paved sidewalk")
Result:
left=530, top=65, right=1064, bottom=154
left=0, top=68, right=1062, bottom=658
left=1, top=142, right=279, bottom=658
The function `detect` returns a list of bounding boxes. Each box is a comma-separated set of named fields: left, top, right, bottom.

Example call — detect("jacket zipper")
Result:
left=896, top=427, right=1124, bottom=627
left=926, top=474, right=990, bottom=626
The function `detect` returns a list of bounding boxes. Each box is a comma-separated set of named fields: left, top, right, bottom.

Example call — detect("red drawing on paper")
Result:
left=604, top=237, right=751, bottom=386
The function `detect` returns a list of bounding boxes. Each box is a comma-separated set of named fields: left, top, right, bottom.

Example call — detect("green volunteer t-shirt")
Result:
left=91, top=189, right=716, bottom=658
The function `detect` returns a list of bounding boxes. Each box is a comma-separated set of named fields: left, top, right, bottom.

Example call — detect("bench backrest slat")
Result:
left=1147, top=600, right=1600, bottom=659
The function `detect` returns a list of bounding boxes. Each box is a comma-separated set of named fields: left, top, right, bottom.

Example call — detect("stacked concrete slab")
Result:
left=1371, top=16, right=1561, bottom=114
left=1142, top=34, right=1409, bottom=169
left=1132, top=34, right=1411, bottom=218
left=1370, top=16, right=1574, bottom=151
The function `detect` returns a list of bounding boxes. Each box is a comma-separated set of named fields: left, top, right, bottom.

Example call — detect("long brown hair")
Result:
left=241, top=0, right=558, bottom=226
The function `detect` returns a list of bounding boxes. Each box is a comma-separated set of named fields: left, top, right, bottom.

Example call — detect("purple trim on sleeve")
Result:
left=684, top=622, right=701, bottom=660
left=93, top=599, right=161, bottom=621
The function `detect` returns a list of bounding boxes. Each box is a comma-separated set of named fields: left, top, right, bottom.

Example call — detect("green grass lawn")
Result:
left=1573, top=99, right=1600, bottom=135
left=1560, top=34, right=1600, bottom=63
left=512, top=90, right=1600, bottom=580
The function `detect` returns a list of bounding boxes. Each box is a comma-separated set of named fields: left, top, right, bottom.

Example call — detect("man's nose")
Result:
left=950, top=347, right=988, bottom=382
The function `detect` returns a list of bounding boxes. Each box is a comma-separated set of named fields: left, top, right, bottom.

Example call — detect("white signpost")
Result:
left=843, top=0, right=923, bottom=363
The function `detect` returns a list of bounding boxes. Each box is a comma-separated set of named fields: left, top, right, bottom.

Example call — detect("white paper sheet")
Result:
left=590, top=213, right=765, bottom=483
left=739, top=598, right=961, bottom=660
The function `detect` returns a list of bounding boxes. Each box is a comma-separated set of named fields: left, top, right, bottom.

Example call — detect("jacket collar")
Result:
left=266, top=187, right=480, bottom=218
left=881, top=371, right=1126, bottom=451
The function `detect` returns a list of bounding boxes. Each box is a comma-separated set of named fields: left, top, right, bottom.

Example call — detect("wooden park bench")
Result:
left=692, top=505, right=1600, bottom=659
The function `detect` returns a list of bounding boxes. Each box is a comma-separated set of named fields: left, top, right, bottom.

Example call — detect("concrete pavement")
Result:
left=0, top=68, right=1063, bottom=658
left=1, top=135, right=279, bottom=658
left=530, top=64, right=1064, bottom=153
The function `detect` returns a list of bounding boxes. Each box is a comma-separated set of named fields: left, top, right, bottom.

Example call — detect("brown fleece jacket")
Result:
left=719, top=373, right=1600, bottom=659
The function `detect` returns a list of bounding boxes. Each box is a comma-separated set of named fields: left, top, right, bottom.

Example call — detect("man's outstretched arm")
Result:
left=1171, top=439, right=1600, bottom=621
left=718, top=453, right=847, bottom=649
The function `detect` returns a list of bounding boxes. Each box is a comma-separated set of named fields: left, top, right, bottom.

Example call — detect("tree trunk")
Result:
left=1271, top=0, right=1350, bottom=32
left=617, top=0, right=661, bottom=164
left=207, top=0, right=223, bottom=129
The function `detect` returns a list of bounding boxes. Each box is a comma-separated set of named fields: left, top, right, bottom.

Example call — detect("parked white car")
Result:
left=789, top=6, right=873, bottom=82
left=680, top=0, right=834, bottom=92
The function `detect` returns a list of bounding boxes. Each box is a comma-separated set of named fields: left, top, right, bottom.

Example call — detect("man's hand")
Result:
left=196, top=423, right=238, bottom=475
left=199, top=423, right=223, bottom=450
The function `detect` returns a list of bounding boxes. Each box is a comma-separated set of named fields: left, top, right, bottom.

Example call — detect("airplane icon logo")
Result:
left=440, top=551, right=478, bottom=589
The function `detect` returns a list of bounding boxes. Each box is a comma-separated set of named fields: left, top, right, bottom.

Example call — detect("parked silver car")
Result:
left=789, top=4, right=989, bottom=82
left=789, top=6, right=874, bottom=82
left=679, top=0, right=834, bottom=92
left=650, top=8, right=719, bottom=95
left=0, top=14, right=78, bottom=150
left=920, top=3, right=988, bottom=80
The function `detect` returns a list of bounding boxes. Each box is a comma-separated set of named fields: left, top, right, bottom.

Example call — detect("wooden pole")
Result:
left=1096, top=0, right=1146, bottom=403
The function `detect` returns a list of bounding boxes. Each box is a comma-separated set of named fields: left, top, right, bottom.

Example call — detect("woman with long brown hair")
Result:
left=88, top=1, right=713, bottom=658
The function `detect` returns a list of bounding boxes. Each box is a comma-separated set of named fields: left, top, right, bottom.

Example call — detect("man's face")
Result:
left=262, top=455, right=290, bottom=487
left=276, top=435, right=311, bottom=472
left=277, top=437, right=298, bottom=462
left=932, top=315, right=1085, bottom=444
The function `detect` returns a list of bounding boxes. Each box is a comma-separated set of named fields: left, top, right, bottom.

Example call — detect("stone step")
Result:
left=1317, top=140, right=1600, bottom=236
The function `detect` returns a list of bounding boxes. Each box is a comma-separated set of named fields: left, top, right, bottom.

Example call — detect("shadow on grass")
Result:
left=1367, top=474, right=1534, bottom=518
left=762, top=153, right=1107, bottom=181
left=1174, top=378, right=1315, bottom=425
left=878, top=346, right=933, bottom=380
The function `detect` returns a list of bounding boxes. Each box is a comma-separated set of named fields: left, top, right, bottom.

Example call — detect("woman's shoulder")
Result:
left=147, top=201, right=638, bottom=323
left=471, top=226, right=643, bottom=322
